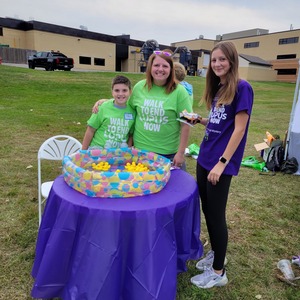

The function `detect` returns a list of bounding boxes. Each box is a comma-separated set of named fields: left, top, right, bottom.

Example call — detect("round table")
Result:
left=31, top=170, right=203, bottom=300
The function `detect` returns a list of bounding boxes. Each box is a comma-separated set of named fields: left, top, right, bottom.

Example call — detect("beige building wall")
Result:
left=127, top=46, right=144, bottom=73
left=227, top=30, right=300, bottom=60
left=0, top=27, right=117, bottom=71
left=172, top=30, right=300, bottom=61
left=230, top=31, right=300, bottom=82
left=172, top=30, right=300, bottom=82
left=29, top=30, right=116, bottom=71
left=171, top=39, right=215, bottom=51
left=24, top=31, right=35, bottom=49
left=0, top=28, right=27, bottom=48
left=239, top=65, right=277, bottom=82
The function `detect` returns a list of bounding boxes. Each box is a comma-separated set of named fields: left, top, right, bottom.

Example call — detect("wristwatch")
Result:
left=219, top=156, right=229, bottom=165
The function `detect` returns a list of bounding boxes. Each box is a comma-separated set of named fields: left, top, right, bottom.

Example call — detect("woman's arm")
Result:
left=127, top=135, right=133, bottom=147
left=172, top=123, right=190, bottom=167
left=208, top=110, right=249, bottom=185
left=92, top=99, right=108, bottom=113
left=82, top=126, right=96, bottom=150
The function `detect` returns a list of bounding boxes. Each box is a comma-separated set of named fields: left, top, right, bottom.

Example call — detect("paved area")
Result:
left=2, top=63, right=28, bottom=68
left=1, top=63, right=95, bottom=72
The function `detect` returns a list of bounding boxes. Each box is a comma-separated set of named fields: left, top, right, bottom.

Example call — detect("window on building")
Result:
left=279, top=37, right=299, bottom=45
left=277, top=69, right=297, bottom=75
left=94, top=58, right=105, bottom=66
left=79, top=56, right=91, bottom=65
left=244, top=42, right=259, bottom=48
left=0, top=27, right=3, bottom=36
left=277, top=54, right=297, bottom=59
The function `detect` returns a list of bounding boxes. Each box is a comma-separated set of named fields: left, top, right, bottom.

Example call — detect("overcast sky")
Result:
left=1, top=0, right=299, bottom=45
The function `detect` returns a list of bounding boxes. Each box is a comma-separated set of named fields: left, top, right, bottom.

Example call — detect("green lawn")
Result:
left=0, top=65, right=299, bottom=300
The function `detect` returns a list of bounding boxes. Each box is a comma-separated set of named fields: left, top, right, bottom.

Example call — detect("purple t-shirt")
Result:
left=197, top=79, right=254, bottom=176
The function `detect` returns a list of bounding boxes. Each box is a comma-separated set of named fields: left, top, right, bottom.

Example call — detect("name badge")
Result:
left=124, top=113, right=133, bottom=120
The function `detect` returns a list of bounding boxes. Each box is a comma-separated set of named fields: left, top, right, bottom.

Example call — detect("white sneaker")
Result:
left=196, top=250, right=228, bottom=271
left=191, top=267, right=228, bottom=289
left=292, top=255, right=300, bottom=267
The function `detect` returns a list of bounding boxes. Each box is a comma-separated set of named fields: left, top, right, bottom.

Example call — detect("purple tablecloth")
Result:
left=31, top=170, right=203, bottom=300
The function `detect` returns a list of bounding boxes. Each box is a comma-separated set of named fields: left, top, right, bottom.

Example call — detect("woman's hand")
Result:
left=92, top=99, right=107, bottom=113
left=172, top=152, right=185, bottom=168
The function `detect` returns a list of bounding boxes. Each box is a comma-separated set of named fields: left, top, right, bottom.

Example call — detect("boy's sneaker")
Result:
left=191, top=267, right=228, bottom=289
left=196, top=250, right=228, bottom=271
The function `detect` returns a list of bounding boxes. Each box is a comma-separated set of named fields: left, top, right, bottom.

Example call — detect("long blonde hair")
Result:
left=202, top=41, right=239, bottom=109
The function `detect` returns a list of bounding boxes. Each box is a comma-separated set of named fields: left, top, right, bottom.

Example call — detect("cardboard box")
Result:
left=254, top=139, right=270, bottom=161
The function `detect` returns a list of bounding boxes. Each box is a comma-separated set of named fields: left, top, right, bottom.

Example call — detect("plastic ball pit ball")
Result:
left=62, top=148, right=171, bottom=198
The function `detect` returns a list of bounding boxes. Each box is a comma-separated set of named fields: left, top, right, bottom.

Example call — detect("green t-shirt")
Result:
left=129, top=80, right=192, bottom=154
left=87, top=99, right=135, bottom=148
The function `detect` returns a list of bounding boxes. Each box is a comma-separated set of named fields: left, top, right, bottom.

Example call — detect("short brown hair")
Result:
left=111, top=75, right=132, bottom=90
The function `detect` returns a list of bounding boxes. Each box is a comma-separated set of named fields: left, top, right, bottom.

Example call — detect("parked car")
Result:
left=28, top=51, right=74, bottom=71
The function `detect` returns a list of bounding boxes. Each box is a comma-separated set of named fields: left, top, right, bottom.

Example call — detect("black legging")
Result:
left=196, top=163, right=232, bottom=270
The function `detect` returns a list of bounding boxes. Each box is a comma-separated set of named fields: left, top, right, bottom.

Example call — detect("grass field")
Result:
left=0, top=65, right=299, bottom=300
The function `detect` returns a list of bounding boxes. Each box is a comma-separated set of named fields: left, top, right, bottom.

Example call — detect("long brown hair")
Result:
left=202, top=41, right=240, bottom=109
left=145, top=50, right=177, bottom=94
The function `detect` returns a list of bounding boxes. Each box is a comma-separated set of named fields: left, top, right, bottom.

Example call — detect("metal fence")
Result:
left=0, top=47, right=36, bottom=64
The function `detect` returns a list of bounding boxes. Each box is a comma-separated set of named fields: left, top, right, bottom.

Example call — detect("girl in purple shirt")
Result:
left=191, top=41, right=254, bottom=289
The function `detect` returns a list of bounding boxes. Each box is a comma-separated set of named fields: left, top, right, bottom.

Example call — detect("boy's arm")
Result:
left=82, top=126, right=96, bottom=150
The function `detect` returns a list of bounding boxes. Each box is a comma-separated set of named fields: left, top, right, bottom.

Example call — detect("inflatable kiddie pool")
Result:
left=62, top=148, right=171, bottom=198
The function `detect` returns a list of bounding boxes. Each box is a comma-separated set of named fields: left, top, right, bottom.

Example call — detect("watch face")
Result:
left=220, top=156, right=227, bottom=164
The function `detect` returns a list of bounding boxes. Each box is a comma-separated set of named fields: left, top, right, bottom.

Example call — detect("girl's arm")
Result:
left=208, top=110, right=249, bottom=185
left=199, top=117, right=208, bottom=126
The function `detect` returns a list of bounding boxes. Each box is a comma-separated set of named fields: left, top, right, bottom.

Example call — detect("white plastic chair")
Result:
left=37, top=135, right=82, bottom=226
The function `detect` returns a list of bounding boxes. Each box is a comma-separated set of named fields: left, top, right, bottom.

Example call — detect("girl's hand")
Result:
left=207, top=162, right=226, bottom=185
left=190, top=116, right=202, bottom=126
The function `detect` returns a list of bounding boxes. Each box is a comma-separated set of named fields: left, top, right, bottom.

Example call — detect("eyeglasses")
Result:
left=153, top=50, right=172, bottom=57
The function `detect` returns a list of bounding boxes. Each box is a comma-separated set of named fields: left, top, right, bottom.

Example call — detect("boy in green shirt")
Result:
left=82, top=76, right=135, bottom=150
